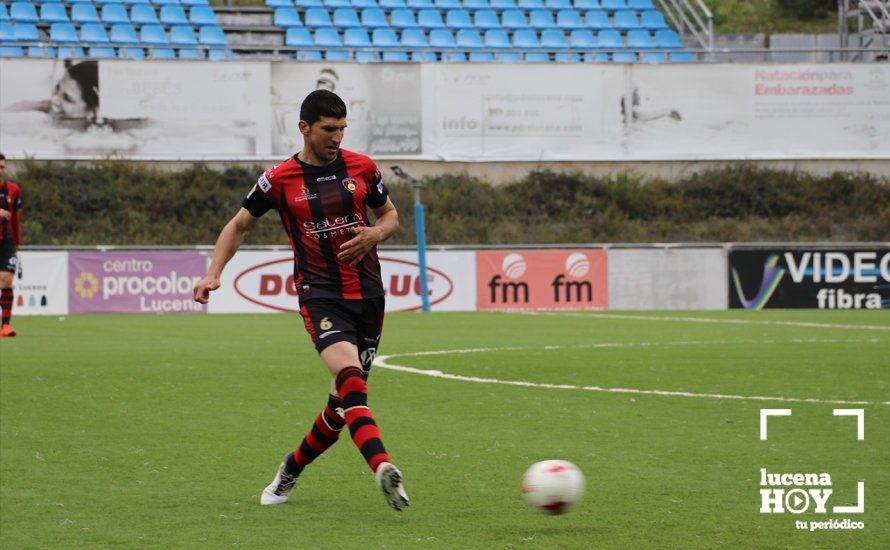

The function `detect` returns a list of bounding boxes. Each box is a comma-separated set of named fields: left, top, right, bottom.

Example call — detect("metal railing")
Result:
left=655, top=0, right=713, bottom=50
left=840, top=0, right=890, bottom=60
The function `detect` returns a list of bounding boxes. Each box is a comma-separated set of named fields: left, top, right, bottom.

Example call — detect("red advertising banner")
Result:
left=476, top=250, right=608, bottom=310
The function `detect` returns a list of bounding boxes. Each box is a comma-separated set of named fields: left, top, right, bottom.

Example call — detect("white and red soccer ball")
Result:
left=521, top=460, right=586, bottom=515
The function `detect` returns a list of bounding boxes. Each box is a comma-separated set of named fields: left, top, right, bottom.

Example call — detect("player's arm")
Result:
left=338, top=198, right=399, bottom=267
left=193, top=208, right=258, bottom=304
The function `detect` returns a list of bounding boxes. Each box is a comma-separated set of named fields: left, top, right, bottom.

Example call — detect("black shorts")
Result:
left=0, top=241, right=17, bottom=274
left=298, top=296, right=385, bottom=376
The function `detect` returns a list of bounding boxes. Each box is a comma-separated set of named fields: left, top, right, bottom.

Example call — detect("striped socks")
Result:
left=336, top=366, right=391, bottom=473
left=284, top=394, right=345, bottom=478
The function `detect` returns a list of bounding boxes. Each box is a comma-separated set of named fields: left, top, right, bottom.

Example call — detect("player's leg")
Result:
left=0, top=257, right=15, bottom=337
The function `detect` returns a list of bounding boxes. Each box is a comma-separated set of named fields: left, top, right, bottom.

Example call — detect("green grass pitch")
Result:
left=1, top=310, right=888, bottom=548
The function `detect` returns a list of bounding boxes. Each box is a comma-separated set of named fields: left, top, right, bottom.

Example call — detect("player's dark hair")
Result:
left=300, top=90, right=347, bottom=126
left=0, top=153, right=5, bottom=161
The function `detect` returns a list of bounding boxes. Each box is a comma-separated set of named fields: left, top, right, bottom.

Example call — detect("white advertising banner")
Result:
left=3, top=60, right=888, bottom=160
left=12, top=251, right=69, bottom=316
left=608, top=248, right=727, bottom=310
left=206, top=250, right=476, bottom=314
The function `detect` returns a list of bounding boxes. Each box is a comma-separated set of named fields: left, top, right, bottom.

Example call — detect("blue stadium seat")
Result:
left=490, top=0, right=516, bottom=8
left=417, top=9, right=444, bottom=29
left=463, top=0, right=488, bottom=9
left=69, top=0, right=94, bottom=4
left=0, top=5, right=8, bottom=23
left=429, top=27, right=455, bottom=48
left=511, top=28, right=537, bottom=47
left=351, top=0, right=377, bottom=8
left=596, top=28, right=623, bottom=49
left=555, top=9, right=582, bottom=30
left=483, top=28, right=509, bottom=48
left=285, top=26, right=312, bottom=46
left=0, top=23, right=14, bottom=41
left=10, top=3, right=39, bottom=24
left=390, top=9, right=416, bottom=29
left=569, top=28, right=594, bottom=48
left=123, top=0, right=152, bottom=5
left=14, top=23, right=39, bottom=41
left=28, top=45, right=55, bottom=57
left=119, top=46, right=144, bottom=59
left=153, top=0, right=182, bottom=5
left=150, top=47, right=174, bottom=58
left=468, top=51, right=493, bottom=61
left=189, top=6, right=217, bottom=26
left=296, top=0, right=324, bottom=6
left=56, top=46, right=85, bottom=58
left=207, top=48, right=232, bottom=60
left=381, top=50, right=408, bottom=61
left=0, top=45, right=24, bottom=56
left=378, top=0, right=406, bottom=8
left=545, top=0, right=570, bottom=8
left=325, top=49, right=349, bottom=60
left=178, top=47, right=203, bottom=58
left=72, top=4, right=101, bottom=24
left=443, top=51, right=466, bottom=61
left=343, top=27, right=370, bottom=46
left=540, top=28, right=566, bottom=48
left=473, top=9, right=499, bottom=29
left=599, top=0, right=624, bottom=11
left=304, top=8, right=331, bottom=27
left=627, top=0, right=653, bottom=9
left=517, top=0, right=542, bottom=8
left=456, top=27, right=481, bottom=48
left=612, top=10, right=638, bottom=31
left=496, top=51, right=519, bottom=62
left=355, top=50, right=378, bottom=62
left=528, top=10, right=554, bottom=30
left=371, top=27, right=398, bottom=47
left=40, top=3, right=68, bottom=24
left=667, top=51, right=693, bottom=62
left=325, top=0, right=351, bottom=7
left=333, top=8, right=361, bottom=28
left=640, top=51, right=661, bottom=63
left=406, top=0, right=434, bottom=7
left=140, top=24, right=169, bottom=45
left=50, top=22, right=78, bottom=43
left=360, top=8, right=388, bottom=29
left=585, top=51, right=608, bottom=61
left=199, top=26, right=226, bottom=45
left=274, top=8, right=302, bottom=27
left=501, top=9, right=527, bottom=29
left=611, top=51, right=636, bottom=62
left=446, top=9, right=473, bottom=29
left=653, top=28, right=681, bottom=48
left=81, top=23, right=109, bottom=43
left=435, top=0, right=461, bottom=8
left=131, top=5, right=159, bottom=25
left=639, top=10, right=666, bottom=30
left=314, top=27, right=341, bottom=46
left=585, top=9, right=609, bottom=29
left=554, top=51, right=578, bottom=61
left=399, top=27, right=426, bottom=47
left=524, top=51, right=549, bottom=61
left=110, top=24, right=139, bottom=44
left=181, top=0, right=209, bottom=5
left=266, top=0, right=293, bottom=7
left=410, top=50, right=436, bottom=61
left=88, top=46, right=117, bottom=57
left=170, top=25, right=197, bottom=45
left=297, top=49, right=323, bottom=59
left=574, top=0, right=599, bottom=9
left=102, top=4, right=130, bottom=24
left=625, top=29, right=650, bottom=48
left=159, top=5, right=188, bottom=25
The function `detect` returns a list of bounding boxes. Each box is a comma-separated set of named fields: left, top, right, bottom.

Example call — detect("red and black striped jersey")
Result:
left=0, top=181, right=22, bottom=245
left=242, top=149, right=390, bottom=301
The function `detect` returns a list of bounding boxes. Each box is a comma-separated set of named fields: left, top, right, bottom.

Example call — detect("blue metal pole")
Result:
left=414, top=201, right=431, bottom=312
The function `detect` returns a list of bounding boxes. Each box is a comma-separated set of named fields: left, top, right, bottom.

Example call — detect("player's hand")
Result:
left=0, top=209, right=10, bottom=221
left=338, top=226, right=382, bottom=267
left=193, top=275, right=220, bottom=304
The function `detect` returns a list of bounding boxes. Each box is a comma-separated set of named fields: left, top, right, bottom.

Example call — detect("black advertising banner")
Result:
left=729, top=248, right=890, bottom=310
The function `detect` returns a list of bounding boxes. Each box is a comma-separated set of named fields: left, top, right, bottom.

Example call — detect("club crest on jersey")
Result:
left=257, top=172, right=272, bottom=193
left=342, top=178, right=358, bottom=192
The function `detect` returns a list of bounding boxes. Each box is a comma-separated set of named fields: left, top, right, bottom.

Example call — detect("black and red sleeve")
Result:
left=365, top=162, right=389, bottom=209
left=241, top=172, right=276, bottom=218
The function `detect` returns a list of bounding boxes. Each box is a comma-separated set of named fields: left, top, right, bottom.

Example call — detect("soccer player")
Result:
left=0, top=153, right=22, bottom=338
left=193, top=90, right=408, bottom=511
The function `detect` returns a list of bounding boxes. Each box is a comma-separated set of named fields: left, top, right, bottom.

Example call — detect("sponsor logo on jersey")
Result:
left=257, top=173, right=272, bottom=193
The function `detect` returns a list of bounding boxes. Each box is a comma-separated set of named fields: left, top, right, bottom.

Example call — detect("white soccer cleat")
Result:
left=375, top=462, right=409, bottom=511
left=260, top=462, right=297, bottom=506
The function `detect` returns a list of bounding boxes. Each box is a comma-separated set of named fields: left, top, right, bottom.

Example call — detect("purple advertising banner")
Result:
left=69, top=252, right=207, bottom=314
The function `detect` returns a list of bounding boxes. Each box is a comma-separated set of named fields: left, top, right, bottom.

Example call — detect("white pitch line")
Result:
left=515, top=311, right=890, bottom=331
left=373, top=341, right=889, bottom=406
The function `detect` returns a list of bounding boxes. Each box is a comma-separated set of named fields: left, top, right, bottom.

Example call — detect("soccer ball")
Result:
left=521, top=460, right=585, bottom=515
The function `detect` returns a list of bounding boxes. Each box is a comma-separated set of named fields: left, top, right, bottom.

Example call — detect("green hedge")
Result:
left=15, top=160, right=889, bottom=246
